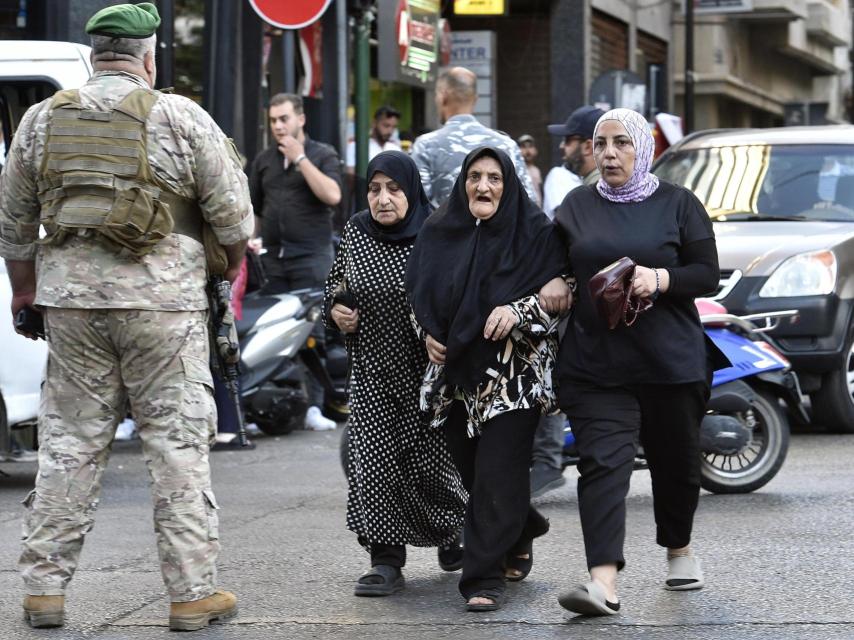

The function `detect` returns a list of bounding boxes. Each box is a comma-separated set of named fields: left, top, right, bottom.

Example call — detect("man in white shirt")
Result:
left=345, top=105, right=402, bottom=173
left=518, top=134, right=543, bottom=207
left=541, top=106, right=605, bottom=219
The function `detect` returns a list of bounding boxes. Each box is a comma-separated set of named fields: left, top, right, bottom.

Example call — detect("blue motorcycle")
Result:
left=562, top=299, right=808, bottom=494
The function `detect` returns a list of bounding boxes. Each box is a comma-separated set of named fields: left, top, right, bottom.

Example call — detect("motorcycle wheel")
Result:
left=339, top=420, right=350, bottom=480
left=252, top=405, right=306, bottom=436
left=700, top=388, right=790, bottom=494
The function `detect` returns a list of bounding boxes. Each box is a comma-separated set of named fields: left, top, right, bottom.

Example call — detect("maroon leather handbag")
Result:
left=587, top=257, right=653, bottom=329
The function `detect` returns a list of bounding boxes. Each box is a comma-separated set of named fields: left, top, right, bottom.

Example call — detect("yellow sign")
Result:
left=454, top=0, right=506, bottom=16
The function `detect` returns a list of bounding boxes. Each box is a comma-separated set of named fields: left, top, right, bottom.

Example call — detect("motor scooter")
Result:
left=561, top=299, right=807, bottom=494
left=236, top=288, right=349, bottom=435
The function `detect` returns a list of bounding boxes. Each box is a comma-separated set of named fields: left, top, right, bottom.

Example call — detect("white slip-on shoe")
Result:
left=305, top=406, right=336, bottom=431
left=665, top=555, right=705, bottom=591
left=558, top=581, right=620, bottom=616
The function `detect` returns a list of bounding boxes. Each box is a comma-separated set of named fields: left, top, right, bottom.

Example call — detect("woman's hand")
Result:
left=484, top=305, right=518, bottom=341
left=632, top=266, right=670, bottom=299
left=331, top=303, right=359, bottom=333
left=538, top=276, right=572, bottom=315
left=425, top=334, right=447, bottom=364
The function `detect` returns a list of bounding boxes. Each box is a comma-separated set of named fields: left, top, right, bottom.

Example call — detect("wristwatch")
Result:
left=294, top=153, right=307, bottom=166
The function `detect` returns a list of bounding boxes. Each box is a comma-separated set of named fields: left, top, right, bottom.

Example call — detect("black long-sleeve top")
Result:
left=554, top=181, right=719, bottom=388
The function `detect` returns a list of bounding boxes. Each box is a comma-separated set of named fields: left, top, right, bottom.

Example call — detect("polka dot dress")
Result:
left=324, top=221, right=467, bottom=547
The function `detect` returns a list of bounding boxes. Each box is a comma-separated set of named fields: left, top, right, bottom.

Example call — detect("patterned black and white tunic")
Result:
left=323, top=219, right=466, bottom=547
left=418, top=295, right=560, bottom=437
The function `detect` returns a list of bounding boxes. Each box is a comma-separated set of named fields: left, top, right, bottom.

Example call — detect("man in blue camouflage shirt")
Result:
left=411, top=67, right=536, bottom=208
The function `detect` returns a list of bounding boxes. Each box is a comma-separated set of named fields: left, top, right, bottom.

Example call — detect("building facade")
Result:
left=673, top=0, right=852, bottom=129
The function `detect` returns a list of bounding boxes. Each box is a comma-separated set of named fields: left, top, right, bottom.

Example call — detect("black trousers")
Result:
left=260, top=247, right=334, bottom=296
left=560, top=380, right=710, bottom=571
left=260, top=248, right=334, bottom=407
left=369, top=543, right=406, bottom=568
left=443, top=402, right=549, bottom=599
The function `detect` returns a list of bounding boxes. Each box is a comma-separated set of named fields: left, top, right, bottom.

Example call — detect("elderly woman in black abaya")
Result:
left=324, top=151, right=467, bottom=597
left=405, top=147, right=569, bottom=612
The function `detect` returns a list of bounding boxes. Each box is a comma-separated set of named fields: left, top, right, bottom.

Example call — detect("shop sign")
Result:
left=248, top=0, right=333, bottom=29
left=379, top=0, right=441, bottom=87
left=453, top=0, right=507, bottom=16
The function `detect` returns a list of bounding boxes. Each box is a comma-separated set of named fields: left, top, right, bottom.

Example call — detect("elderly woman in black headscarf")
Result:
left=405, top=146, right=569, bottom=612
left=324, top=151, right=467, bottom=598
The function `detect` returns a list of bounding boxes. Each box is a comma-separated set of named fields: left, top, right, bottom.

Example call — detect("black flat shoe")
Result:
left=504, top=538, right=533, bottom=582
left=438, top=535, right=464, bottom=572
left=465, top=589, right=506, bottom=612
left=354, top=565, right=405, bottom=597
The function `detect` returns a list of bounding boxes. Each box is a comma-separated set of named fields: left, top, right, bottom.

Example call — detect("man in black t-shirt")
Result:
left=248, top=93, right=341, bottom=431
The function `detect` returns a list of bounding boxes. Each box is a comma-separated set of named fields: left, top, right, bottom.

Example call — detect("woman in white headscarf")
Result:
left=552, top=109, right=728, bottom=616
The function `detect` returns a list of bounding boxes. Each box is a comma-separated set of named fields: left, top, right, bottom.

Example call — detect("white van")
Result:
left=0, top=41, right=91, bottom=461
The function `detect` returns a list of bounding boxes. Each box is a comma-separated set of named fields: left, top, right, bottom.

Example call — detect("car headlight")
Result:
left=758, top=250, right=837, bottom=298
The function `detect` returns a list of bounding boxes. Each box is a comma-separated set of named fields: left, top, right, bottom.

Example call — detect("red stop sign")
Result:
left=249, top=0, right=332, bottom=30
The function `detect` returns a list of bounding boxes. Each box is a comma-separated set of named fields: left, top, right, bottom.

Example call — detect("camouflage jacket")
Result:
left=410, top=114, right=537, bottom=208
left=0, top=71, right=253, bottom=311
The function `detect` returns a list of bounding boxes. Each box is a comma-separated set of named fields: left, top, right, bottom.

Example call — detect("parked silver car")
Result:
left=654, top=126, right=854, bottom=432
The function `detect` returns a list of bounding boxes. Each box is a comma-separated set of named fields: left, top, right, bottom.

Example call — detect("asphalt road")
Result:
left=1, top=426, right=852, bottom=640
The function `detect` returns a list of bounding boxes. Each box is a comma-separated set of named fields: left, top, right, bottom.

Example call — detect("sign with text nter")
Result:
left=454, top=0, right=507, bottom=16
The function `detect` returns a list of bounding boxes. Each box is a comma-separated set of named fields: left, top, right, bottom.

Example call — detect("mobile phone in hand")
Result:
left=14, top=307, right=45, bottom=339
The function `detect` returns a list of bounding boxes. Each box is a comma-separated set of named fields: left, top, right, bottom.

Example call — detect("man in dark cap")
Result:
left=1, top=2, right=252, bottom=630
left=542, top=105, right=606, bottom=217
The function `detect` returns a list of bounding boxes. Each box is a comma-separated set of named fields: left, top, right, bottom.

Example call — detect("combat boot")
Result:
left=23, top=595, right=65, bottom=628
left=168, top=590, right=237, bottom=631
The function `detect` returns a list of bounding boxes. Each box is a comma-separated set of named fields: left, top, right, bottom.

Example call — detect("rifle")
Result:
left=208, top=274, right=248, bottom=446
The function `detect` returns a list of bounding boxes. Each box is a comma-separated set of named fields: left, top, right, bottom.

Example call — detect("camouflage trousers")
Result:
left=20, top=308, right=220, bottom=602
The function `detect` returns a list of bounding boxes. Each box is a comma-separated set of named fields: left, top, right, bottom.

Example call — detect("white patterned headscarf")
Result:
left=593, top=108, right=660, bottom=203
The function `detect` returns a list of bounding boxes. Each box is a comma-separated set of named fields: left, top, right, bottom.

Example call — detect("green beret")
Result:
left=86, top=3, right=161, bottom=39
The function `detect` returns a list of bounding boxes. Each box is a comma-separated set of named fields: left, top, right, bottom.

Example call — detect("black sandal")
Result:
left=504, top=512, right=550, bottom=581
left=437, top=534, right=464, bottom=572
left=465, top=588, right=506, bottom=612
left=504, top=538, right=534, bottom=582
left=353, top=564, right=405, bottom=597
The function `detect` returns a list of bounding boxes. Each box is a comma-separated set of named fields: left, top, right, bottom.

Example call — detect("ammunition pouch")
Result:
left=36, top=87, right=213, bottom=260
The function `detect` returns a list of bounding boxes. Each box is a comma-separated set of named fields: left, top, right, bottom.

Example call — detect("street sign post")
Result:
left=248, top=0, right=333, bottom=30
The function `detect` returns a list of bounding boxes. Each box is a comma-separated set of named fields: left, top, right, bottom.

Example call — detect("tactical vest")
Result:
left=36, top=87, right=209, bottom=260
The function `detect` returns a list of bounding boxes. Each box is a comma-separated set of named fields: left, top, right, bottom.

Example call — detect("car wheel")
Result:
left=810, top=324, right=854, bottom=433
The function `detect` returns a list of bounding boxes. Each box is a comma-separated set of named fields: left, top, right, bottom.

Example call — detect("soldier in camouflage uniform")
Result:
left=0, top=3, right=252, bottom=631
left=411, top=67, right=537, bottom=208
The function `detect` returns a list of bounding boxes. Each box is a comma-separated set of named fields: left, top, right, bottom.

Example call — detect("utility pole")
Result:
left=685, top=0, right=695, bottom=134
left=353, top=6, right=373, bottom=211
left=155, top=0, right=174, bottom=89
left=283, top=29, right=296, bottom=94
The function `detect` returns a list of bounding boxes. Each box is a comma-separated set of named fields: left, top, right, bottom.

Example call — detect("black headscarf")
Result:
left=351, top=150, right=432, bottom=244
left=405, top=146, right=568, bottom=391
